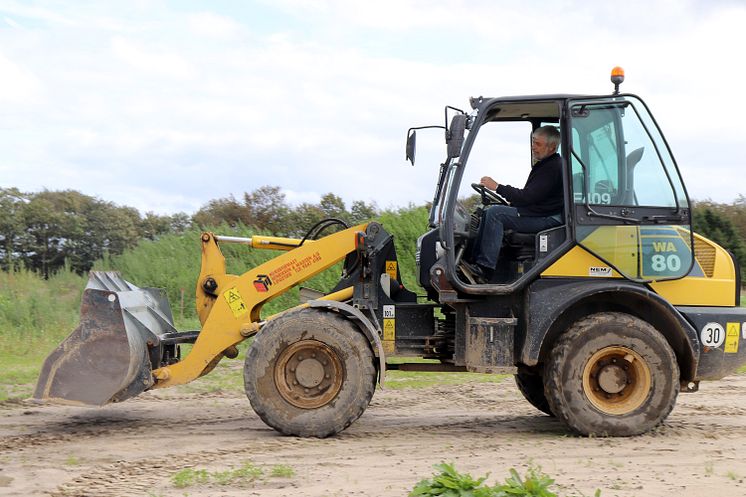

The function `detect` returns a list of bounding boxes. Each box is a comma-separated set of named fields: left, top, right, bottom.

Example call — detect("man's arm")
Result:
left=495, top=158, right=562, bottom=207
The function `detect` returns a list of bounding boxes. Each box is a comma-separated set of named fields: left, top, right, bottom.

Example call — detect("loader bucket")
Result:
left=34, top=271, right=177, bottom=406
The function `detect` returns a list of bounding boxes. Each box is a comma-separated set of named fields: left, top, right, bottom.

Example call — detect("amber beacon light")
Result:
left=611, top=66, right=625, bottom=94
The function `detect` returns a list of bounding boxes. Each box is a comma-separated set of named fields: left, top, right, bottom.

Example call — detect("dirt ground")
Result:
left=3, top=373, right=746, bottom=497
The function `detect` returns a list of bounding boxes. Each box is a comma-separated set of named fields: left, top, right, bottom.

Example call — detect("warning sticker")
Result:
left=267, top=251, right=323, bottom=286
left=383, top=305, right=395, bottom=319
left=383, top=318, right=395, bottom=340
left=385, top=260, right=398, bottom=280
left=725, top=322, right=740, bottom=353
left=223, top=287, right=248, bottom=318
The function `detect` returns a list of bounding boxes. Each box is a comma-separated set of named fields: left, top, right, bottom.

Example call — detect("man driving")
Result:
left=465, top=125, right=564, bottom=282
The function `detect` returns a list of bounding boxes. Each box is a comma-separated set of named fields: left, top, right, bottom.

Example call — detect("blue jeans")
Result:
left=473, top=205, right=562, bottom=269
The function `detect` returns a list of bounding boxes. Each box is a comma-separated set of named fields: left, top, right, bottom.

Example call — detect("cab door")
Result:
left=568, top=96, right=694, bottom=281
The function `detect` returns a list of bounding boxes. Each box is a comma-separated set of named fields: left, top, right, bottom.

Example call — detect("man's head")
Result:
left=531, top=125, right=560, bottom=164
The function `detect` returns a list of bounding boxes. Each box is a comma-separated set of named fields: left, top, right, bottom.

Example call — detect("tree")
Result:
left=20, top=192, right=72, bottom=278
left=192, top=195, right=248, bottom=228
left=243, top=185, right=289, bottom=235
left=287, top=203, right=326, bottom=237
left=169, top=212, right=192, bottom=233
left=319, top=193, right=346, bottom=219
left=349, top=200, right=379, bottom=225
left=692, top=206, right=746, bottom=269
left=140, top=212, right=173, bottom=240
left=0, top=188, right=28, bottom=271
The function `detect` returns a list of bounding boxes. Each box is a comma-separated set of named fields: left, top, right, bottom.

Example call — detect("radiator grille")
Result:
left=693, top=237, right=716, bottom=277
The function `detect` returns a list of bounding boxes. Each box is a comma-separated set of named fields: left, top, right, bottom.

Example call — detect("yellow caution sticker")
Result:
left=725, top=322, right=740, bottom=353
left=382, top=340, right=395, bottom=355
left=386, top=260, right=398, bottom=280
left=223, top=287, right=248, bottom=318
left=383, top=318, right=395, bottom=340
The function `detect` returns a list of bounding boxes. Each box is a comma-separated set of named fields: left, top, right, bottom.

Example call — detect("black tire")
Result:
left=544, top=312, right=679, bottom=436
left=244, top=308, right=376, bottom=437
left=514, top=371, right=554, bottom=416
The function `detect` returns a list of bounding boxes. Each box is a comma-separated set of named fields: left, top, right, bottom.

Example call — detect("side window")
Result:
left=571, top=108, right=619, bottom=206
left=457, top=120, right=533, bottom=200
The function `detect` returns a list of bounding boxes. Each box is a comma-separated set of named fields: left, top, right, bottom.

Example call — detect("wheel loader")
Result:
left=35, top=68, right=746, bottom=437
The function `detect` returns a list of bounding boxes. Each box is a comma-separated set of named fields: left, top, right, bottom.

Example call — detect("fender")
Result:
left=521, top=279, right=700, bottom=381
left=306, top=299, right=387, bottom=386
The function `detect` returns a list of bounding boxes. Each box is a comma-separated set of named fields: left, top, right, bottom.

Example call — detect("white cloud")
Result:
left=110, top=36, right=195, bottom=79
left=186, top=11, right=244, bottom=40
left=0, top=50, right=43, bottom=103
left=0, top=0, right=744, bottom=215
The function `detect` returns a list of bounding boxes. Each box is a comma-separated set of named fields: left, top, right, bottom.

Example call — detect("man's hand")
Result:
left=480, top=176, right=498, bottom=190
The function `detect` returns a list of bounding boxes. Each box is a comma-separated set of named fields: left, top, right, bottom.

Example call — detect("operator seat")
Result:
left=504, top=231, right=536, bottom=261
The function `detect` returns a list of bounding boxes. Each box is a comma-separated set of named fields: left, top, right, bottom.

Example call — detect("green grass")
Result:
left=171, top=342, right=249, bottom=395
left=385, top=370, right=509, bottom=390
left=270, top=465, right=295, bottom=478
left=170, top=461, right=289, bottom=489
left=171, top=468, right=210, bottom=488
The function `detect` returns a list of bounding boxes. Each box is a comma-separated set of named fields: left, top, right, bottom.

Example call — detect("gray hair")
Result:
left=533, top=125, right=560, bottom=150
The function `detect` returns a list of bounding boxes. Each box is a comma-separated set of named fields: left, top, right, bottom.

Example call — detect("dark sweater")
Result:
left=496, top=153, right=563, bottom=216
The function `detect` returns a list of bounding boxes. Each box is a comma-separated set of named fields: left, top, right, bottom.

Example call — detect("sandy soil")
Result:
left=3, top=373, right=746, bottom=497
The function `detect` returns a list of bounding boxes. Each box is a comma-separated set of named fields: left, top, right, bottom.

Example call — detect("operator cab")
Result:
left=411, top=68, right=694, bottom=298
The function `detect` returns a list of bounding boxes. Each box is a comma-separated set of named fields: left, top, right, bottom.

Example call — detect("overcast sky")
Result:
left=1, top=0, right=744, bottom=215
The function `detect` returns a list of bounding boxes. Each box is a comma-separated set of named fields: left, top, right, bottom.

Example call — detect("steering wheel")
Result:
left=471, top=183, right=508, bottom=206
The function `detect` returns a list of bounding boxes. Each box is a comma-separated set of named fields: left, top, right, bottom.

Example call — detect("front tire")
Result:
left=244, top=308, right=376, bottom=437
left=544, top=312, right=679, bottom=436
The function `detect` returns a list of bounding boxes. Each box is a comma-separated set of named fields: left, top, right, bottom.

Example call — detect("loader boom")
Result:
left=152, top=224, right=367, bottom=389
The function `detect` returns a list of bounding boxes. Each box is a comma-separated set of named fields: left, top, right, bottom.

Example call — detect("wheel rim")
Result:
left=274, top=340, right=344, bottom=409
left=582, top=346, right=651, bottom=415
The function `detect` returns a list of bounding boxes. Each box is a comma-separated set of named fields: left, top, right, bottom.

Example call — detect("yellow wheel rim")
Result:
left=274, top=340, right=344, bottom=409
left=582, top=346, right=651, bottom=415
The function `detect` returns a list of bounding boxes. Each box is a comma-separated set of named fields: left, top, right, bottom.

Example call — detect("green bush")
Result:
left=0, top=268, right=85, bottom=352
left=410, top=463, right=600, bottom=497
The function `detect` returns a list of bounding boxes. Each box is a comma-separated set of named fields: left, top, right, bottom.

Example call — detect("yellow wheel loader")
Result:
left=36, top=69, right=746, bottom=437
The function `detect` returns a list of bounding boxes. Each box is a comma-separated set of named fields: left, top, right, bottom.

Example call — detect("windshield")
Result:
left=570, top=96, right=688, bottom=210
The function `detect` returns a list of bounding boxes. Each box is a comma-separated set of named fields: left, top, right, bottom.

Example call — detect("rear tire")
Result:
left=514, top=371, right=553, bottom=416
left=244, top=308, right=376, bottom=437
left=544, top=312, right=679, bottom=436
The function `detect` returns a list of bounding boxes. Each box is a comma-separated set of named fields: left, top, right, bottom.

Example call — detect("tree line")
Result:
left=692, top=196, right=746, bottom=270
left=2, top=185, right=745, bottom=279
left=0, top=186, right=378, bottom=278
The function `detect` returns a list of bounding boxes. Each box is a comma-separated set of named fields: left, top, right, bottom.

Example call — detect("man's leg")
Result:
left=474, top=205, right=519, bottom=270
left=510, top=214, right=563, bottom=234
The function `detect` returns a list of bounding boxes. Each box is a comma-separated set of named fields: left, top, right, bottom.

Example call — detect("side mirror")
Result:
left=447, top=114, right=466, bottom=159
left=406, top=129, right=417, bottom=165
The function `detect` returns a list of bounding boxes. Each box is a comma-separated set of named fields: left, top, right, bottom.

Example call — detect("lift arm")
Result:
left=150, top=224, right=368, bottom=389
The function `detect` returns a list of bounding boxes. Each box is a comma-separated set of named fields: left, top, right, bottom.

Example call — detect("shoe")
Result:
left=460, top=261, right=491, bottom=284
